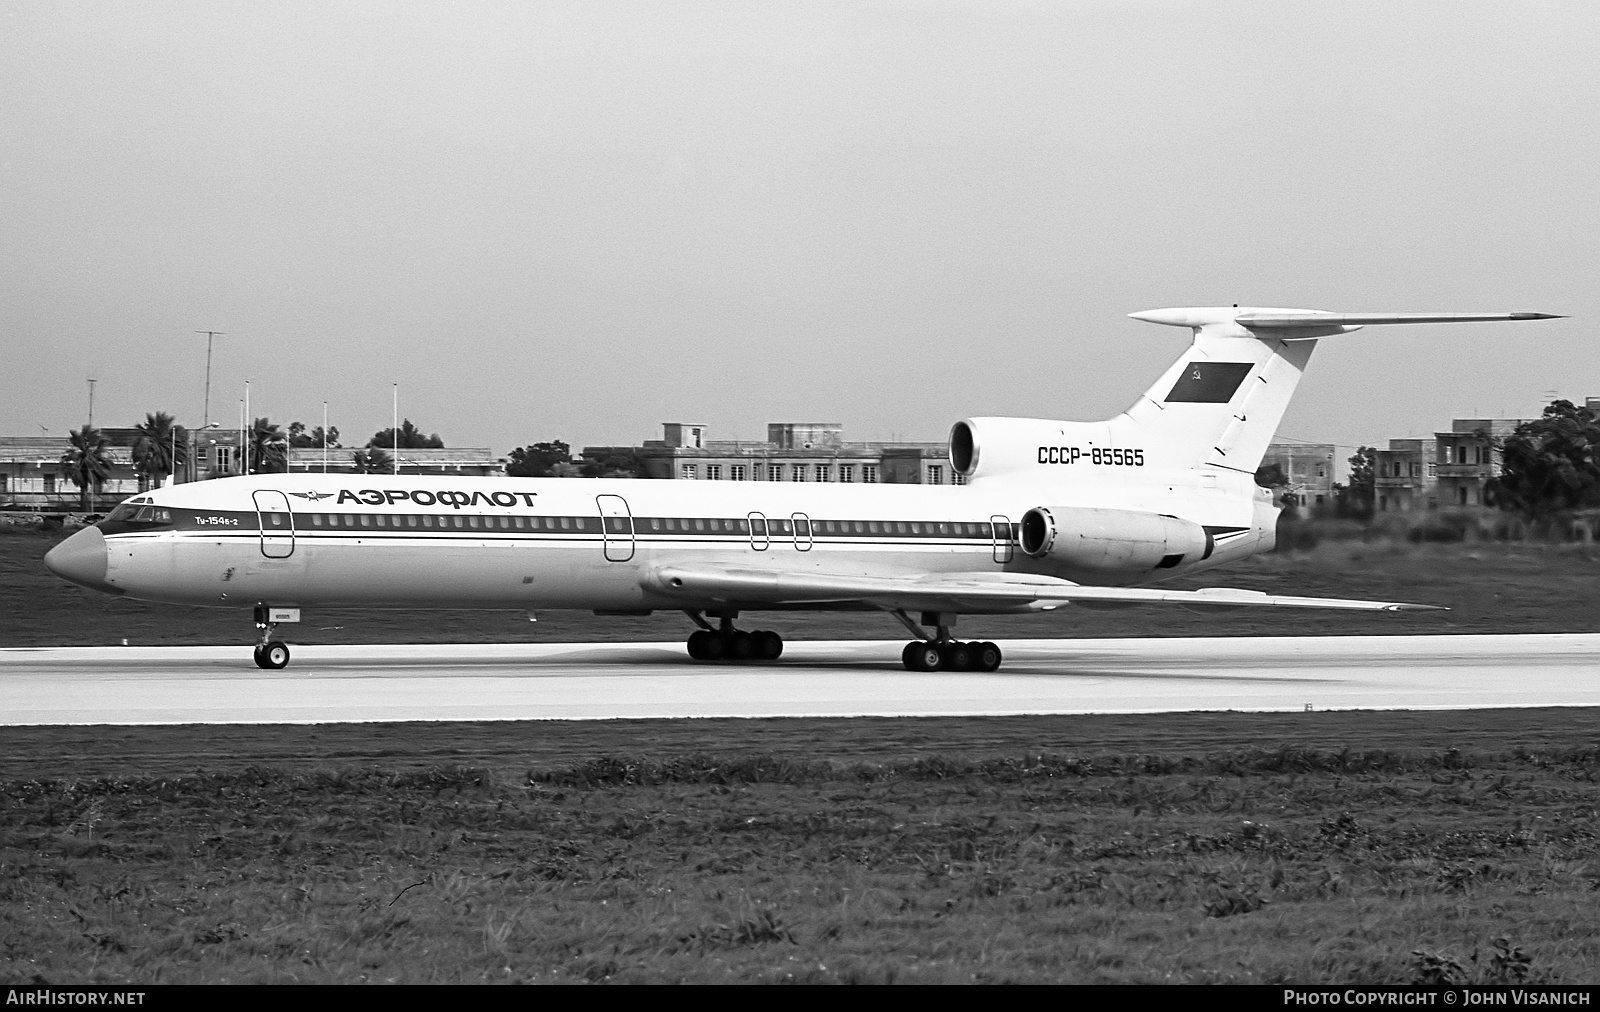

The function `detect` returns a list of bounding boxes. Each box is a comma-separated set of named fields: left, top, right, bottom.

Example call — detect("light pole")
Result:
left=195, top=332, right=224, bottom=428
left=179, top=423, right=222, bottom=483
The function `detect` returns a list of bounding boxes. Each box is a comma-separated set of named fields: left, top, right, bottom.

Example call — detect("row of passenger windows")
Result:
left=297, top=513, right=590, bottom=531
left=280, top=512, right=1009, bottom=539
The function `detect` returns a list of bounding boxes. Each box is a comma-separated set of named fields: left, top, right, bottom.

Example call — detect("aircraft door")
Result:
left=747, top=512, right=769, bottom=551
left=990, top=515, right=1014, bottom=564
left=596, top=494, right=635, bottom=562
left=253, top=490, right=295, bottom=559
left=791, top=512, right=813, bottom=551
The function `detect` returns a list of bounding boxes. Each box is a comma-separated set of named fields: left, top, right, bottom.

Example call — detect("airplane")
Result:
left=44, top=306, right=1560, bottom=672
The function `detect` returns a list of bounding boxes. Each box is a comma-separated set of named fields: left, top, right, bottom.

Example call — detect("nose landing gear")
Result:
left=252, top=604, right=292, bottom=670
left=684, top=612, right=783, bottom=663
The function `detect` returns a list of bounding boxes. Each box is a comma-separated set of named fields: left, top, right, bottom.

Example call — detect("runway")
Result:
left=3, top=633, right=1599, bottom=725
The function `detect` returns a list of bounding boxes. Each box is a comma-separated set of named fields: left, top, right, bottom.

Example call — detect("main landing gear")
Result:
left=252, top=604, right=291, bottom=670
left=893, top=611, right=1002, bottom=672
left=684, top=612, right=783, bottom=663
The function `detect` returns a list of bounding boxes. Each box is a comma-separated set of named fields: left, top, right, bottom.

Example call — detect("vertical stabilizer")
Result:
left=1114, top=308, right=1329, bottom=473
left=1112, top=306, right=1560, bottom=473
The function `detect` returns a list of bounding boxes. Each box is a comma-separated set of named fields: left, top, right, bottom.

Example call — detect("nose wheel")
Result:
left=252, top=604, right=292, bottom=669
left=253, top=641, right=291, bottom=669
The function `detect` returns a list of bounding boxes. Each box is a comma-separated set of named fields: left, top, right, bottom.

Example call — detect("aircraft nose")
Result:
left=43, top=525, right=118, bottom=595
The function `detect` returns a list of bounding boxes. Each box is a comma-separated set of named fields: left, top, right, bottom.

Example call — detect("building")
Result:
left=0, top=431, right=144, bottom=511
left=1433, top=418, right=1531, bottom=509
left=582, top=422, right=956, bottom=484
left=1258, top=442, right=1336, bottom=511
left=286, top=445, right=502, bottom=476
left=1374, top=438, right=1437, bottom=513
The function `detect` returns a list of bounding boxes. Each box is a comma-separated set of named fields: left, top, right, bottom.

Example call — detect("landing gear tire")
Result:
left=904, top=642, right=943, bottom=672
left=974, top=641, right=1002, bottom=672
left=255, top=640, right=290, bottom=670
left=754, top=630, right=783, bottom=660
left=941, top=641, right=975, bottom=671
left=685, top=626, right=783, bottom=663
left=688, top=630, right=711, bottom=660
left=902, top=640, right=1001, bottom=672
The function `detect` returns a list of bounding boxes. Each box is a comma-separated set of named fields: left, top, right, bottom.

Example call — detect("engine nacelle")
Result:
left=951, top=417, right=1089, bottom=480
left=1018, top=506, right=1211, bottom=574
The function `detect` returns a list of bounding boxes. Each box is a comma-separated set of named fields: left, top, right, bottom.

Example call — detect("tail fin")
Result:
left=1114, top=307, right=1561, bottom=473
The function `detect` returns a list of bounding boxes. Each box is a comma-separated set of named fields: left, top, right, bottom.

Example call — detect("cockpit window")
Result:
left=100, top=503, right=174, bottom=528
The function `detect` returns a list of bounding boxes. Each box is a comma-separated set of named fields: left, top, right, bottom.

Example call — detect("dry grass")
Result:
left=3, top=725, right=1597, bottom=984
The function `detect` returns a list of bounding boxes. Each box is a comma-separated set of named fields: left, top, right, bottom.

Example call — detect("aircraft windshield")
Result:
left=102, top=503, right=173, bottom=526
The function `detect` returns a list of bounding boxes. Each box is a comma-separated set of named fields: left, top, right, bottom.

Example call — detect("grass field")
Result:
left=2, top=710, right=1597, bottom=984
left=4, top=528, right=1598, bottom=983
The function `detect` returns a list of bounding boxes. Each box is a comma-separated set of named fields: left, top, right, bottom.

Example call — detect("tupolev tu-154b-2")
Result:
left=44, top=306, right=1560, bottom=671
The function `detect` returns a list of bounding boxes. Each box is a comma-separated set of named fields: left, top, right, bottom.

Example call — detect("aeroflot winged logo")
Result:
left=288, top=491, right=334, bottom=501
left=325, top=488, right=540, bottom=508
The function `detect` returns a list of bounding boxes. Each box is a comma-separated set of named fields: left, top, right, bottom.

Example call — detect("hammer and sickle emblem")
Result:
left=1190, top=365, right=1203, bottom=381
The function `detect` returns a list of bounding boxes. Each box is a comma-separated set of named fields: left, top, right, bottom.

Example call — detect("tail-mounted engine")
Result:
left=1019, top=506, right=1211, bottom=573
left=950, top=417, right=1090, bottom=481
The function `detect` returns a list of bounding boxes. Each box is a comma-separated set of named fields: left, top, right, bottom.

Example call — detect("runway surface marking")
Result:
left=4, top=634, right=1598, bottom=725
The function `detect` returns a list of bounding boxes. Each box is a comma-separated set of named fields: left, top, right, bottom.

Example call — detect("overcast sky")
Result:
left=4, top=1, right=1595, bottom=457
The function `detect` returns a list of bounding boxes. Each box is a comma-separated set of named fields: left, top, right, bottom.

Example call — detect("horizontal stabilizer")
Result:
left=1236, top=311, right=1564, bottom=328
left=647, top=566, right=1444, bottom=615
left=1130, top=306, right=1563, bottom=331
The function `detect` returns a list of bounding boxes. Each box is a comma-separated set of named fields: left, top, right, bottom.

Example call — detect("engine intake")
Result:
left=1019, top=506, right=1211, bottom=573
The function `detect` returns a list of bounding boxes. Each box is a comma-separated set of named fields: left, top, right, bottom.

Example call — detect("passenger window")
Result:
left=560, top=517, right=570, bottom=529
left=694, top=519, right=705, bottom=531
left=737, top=519, right=748, bottom=533
left=422, top=515, right=433, bottom=528
left=408, top=516, right=418, bottom=527
left=854, top=522, right=865, bottom=533
left=311, top=514, right=323, bottom=527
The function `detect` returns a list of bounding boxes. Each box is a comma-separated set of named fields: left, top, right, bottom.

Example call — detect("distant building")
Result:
left=286, top=446, right=502, bottom=476
left=1259, top=442, right=1336, bottom=512
left=1374, top=438, right=1437, bottom=513
left=582, top=422, right=954, bottom=484
left=1433, top=418, right=1531, bottom=509
left=0, top=432, right=141, bottom=511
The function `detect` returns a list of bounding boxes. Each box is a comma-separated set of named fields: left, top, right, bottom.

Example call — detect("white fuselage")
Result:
left=88, top=464, right=1270, bottom=614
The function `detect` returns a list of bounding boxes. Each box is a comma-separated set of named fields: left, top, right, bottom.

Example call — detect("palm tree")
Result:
left=132, top=412, right=186, bottom=489
left=61, top=425, right=114, bottom=512
left=351, top=447, right=392, bottom=474
left=249, top=418, right=289, bottom=474
left=370, top=419, right=444, bottom=449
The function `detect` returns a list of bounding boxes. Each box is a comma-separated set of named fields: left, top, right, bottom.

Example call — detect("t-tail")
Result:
left=1118, top=307, right=1562, bottom=473
left=951, top=307, right=1561, bottom=482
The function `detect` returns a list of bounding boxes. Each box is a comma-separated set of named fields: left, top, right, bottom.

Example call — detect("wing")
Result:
left=644, top=566, right=1443, bottom=614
